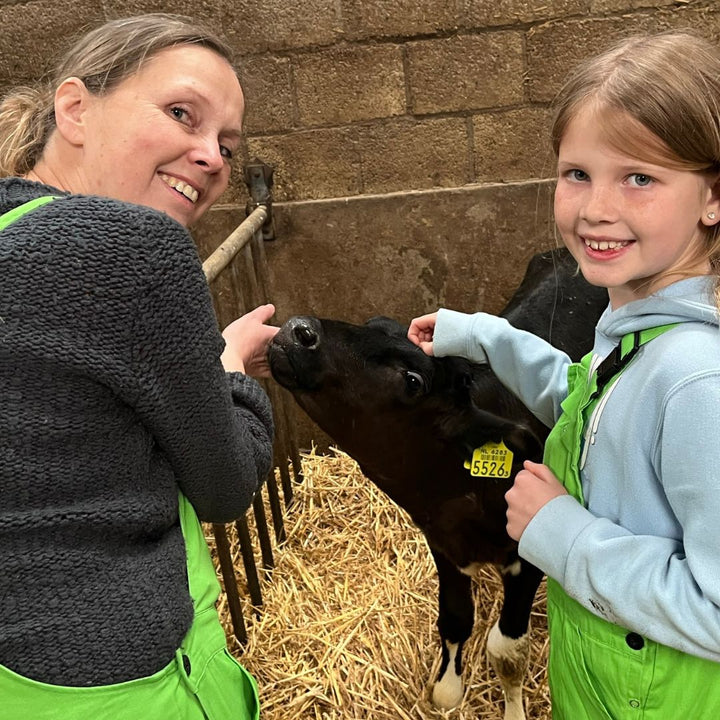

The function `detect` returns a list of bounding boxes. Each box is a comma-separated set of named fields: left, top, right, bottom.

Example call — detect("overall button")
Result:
left=182, top=653, right=192, bottom=675
left=626, top=632, right=644, bottom=650
left=629, top=699, right=641, bottom=709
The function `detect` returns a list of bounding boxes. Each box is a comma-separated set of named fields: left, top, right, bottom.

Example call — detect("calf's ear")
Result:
left=501, top=421, right=545, bottom=463
left=365, top=316, right=407, bottom=337
left=443, top=407, right=544, bottom=466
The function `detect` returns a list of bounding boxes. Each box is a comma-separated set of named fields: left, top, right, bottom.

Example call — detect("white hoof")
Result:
left=502, top=691, right=526, bottom=720
left=432, top=672, right=464, bottom=709
left=432, top=641, right=464, bottom=709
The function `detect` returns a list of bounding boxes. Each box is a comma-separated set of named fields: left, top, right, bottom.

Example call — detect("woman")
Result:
left=0, top=13, right=277, bottom=719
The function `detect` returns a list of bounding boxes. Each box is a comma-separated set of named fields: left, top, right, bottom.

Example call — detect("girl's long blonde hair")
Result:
left=550, top=31, right=720, bottom=306
left=0, top=13, right=236, bottom=178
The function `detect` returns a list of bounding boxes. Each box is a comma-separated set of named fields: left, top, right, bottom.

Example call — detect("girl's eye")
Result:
left=220, top=145, right=233, bottom=160
left=628, top=173, right=653, bottom=187
left=569, top=169, right=589, bottom=182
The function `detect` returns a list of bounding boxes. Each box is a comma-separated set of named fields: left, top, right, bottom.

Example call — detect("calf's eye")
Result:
left=404, top=370, right=426, bottom=395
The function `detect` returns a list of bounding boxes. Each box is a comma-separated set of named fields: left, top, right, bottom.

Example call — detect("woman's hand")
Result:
left=505, top=460, right=568, bottom=541
left=407, top=312, right=438, bottom=355
left=221, top=304, right=279, bottom=377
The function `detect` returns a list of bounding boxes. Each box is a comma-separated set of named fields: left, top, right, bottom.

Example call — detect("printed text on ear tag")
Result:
left=463, top=441, right=514, bottom=478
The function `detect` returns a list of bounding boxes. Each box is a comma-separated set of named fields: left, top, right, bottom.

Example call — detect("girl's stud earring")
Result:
left=709, top=212, right=716, bottom=220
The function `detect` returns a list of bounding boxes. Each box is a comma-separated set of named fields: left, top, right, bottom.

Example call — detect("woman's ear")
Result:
left=53, top=77, right=90, bottom=146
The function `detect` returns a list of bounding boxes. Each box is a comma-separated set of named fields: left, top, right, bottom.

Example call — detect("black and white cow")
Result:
left=268, top=248, right=608, bottom=720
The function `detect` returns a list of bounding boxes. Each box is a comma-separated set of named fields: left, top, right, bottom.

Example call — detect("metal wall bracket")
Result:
left=244, top=159, right=275, bottom=241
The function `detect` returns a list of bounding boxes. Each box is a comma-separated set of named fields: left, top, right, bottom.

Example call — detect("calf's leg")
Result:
left=430, top=549, right=474, bottom=709
left=486, top=558, right=543, bottom=720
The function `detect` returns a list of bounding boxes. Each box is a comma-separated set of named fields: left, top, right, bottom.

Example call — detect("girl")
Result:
left=409, top=31, right=720, bottom=718
left=0, top=14, right=278, bottom=720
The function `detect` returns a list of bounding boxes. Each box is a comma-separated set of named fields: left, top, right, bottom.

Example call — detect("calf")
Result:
left=269, top=248, right=608, bottom=720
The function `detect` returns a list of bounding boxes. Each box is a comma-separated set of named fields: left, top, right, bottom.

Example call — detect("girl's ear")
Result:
left=702, top=174, right=720, bottom=226
left=53, top=77, right=90, bottom=146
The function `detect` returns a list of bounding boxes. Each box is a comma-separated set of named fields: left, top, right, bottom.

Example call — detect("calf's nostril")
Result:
left=294, top=323, right=318, bottom=348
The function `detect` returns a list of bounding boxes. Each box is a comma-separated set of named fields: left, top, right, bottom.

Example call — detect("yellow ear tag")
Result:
left=463, top=440, right=514, bottom=478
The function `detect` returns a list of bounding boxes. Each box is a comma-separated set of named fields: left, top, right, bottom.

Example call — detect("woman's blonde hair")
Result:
left=0, top=13, right=236, bottom=177
left=550, top=31, right=720, bottom=302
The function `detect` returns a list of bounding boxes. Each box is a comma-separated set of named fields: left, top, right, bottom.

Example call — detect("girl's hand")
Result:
left=221, top=304, right=279, bottom=377
left=505, top=460, right=568, bottom=541
left=408, top=312, right=438, bottom=355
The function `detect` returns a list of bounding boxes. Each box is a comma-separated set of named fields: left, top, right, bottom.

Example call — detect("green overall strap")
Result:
left=0, top=195, right=59, bottom=231
left=543, top=323, right=678, bottom=504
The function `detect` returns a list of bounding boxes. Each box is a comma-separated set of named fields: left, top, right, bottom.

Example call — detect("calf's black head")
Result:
left=269, top=315, right=543, bottom=482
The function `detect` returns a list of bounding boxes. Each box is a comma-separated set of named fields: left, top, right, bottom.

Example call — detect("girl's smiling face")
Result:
left=74, top=44, right=244, bottom=227
left=554, top=104, right=719, bottom=308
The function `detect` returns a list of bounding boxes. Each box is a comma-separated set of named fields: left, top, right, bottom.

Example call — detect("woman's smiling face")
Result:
left=554, top=104, right=718, bottom=308
left=76, top=44, right=244, bottom=227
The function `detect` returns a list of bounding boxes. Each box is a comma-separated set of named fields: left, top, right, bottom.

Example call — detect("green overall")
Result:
left=0, top=197, right=260, bottom=720
left=542, top=325, right=720, bottom=719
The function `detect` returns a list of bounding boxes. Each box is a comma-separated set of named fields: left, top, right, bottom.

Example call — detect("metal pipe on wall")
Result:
left=202, top=206, right=268, bottom=283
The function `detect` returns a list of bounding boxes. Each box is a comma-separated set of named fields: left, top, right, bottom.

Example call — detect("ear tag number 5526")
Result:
left=464, top=441, right=513, bottom=478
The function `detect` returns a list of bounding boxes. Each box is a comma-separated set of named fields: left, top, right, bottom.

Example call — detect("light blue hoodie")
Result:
left=432, top=275, right=720, bottom=662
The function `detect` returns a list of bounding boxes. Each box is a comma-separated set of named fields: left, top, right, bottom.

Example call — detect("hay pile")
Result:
left=210, top=448, right=551, bottom=719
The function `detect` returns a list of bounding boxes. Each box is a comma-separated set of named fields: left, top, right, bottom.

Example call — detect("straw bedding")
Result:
left=208, top=448, right=551, bottom=719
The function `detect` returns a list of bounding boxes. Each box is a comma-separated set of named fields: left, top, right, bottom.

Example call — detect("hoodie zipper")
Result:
left=580, top=375, right=621, bottom=470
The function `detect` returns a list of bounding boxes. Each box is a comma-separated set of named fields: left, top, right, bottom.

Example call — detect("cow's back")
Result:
left=500, top=248, right=608, bottom=360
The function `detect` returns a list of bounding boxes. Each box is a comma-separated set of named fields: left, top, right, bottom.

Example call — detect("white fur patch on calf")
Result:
left=432, top=641, right=464, bottom=709
left=487, top=620, right=529, bottom=720
left=459, top=562, right=482, bottom=577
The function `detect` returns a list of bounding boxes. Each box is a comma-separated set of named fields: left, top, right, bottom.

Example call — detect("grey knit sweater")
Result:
left=0, top=178, right=274, bottom=686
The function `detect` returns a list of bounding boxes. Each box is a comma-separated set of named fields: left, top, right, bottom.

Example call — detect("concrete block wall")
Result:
left=2, top=0, right=719, bottom=446
left=234, top=0, right=712, bottom=204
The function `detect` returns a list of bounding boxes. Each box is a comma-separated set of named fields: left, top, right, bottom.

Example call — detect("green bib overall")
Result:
left=542, top=325, right=720, bottom=719
left=0, top=198, right=260, bottom=720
